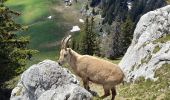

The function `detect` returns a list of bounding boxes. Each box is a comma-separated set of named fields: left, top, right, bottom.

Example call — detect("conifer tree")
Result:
left=0, top=1, right=37, bottom=87
left=120, top=16, right=134, bottom=52
left=80, top=16, right=99, bottom=55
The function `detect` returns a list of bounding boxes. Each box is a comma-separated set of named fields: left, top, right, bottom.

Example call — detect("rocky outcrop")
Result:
left=10, top=60, right=92, bottom=100
left=119, top=5, right=170, bottom=82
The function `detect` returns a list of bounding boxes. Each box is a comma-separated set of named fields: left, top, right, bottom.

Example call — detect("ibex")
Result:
left=58, top=35, right=124, bottom=100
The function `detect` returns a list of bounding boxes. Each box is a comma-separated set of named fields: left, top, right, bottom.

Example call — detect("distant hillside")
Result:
left=5, top=0, right=83, bottom=66
left=6, top=0, right=69, bottom=51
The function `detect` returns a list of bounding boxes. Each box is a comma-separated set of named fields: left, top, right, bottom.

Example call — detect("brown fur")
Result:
left=58, top=48, right=124, bottom=100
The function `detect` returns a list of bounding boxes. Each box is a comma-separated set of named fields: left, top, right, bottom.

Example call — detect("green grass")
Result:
left=6, top=0, right=51, bottom=24
left=24, top=20, right=66, bottom=51
left=26, top=51, right=59, bottom=68
left=117, top=63, right=170, bottom=99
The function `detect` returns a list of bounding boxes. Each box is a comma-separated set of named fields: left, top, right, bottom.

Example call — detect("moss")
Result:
left=16, top=87, right=23, bottom=96
left=141, top=57, right=146, bottom=64
left=165, top=92, right=170, bottom=100
left=141, top=54, right=152, bottom=65
left=153, top=45, right=161, bottom=54
left=138, top=42, right=149, bottom=50
left=154, top=34, right=170, bottom=43
left=130, top=63, right=136, bottom=72
left=136, top=64, right=141, bottom=69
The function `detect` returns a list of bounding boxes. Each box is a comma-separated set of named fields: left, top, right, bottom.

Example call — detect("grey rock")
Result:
left=10, top=60, right=92, bottom=100
left=119, top=5, right=170, bottom=82
left=38, top=84, right=92, bottom=100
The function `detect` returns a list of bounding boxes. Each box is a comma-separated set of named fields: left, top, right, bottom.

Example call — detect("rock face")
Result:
left=119, top=5, right=170, bottom=82
left=10, top=60, right=92, bottom=100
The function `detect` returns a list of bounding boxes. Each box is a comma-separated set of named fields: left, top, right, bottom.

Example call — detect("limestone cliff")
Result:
left=119, top=5, right=170, bottom=82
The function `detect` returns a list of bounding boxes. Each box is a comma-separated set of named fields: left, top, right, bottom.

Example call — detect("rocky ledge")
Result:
left=10, top=60, right=92, bottom=100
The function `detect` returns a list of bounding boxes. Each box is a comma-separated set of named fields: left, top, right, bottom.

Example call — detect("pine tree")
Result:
left=0, top=1, right=37, bottom=87
left=80, top=17, right=89, bottom=54
left=80, top=16, right=99, bottom=55
left=120, top=16, right=134, bottom=53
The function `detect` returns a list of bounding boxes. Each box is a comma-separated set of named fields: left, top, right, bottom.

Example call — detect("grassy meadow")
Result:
left=5, top=0, right=83, bottom=67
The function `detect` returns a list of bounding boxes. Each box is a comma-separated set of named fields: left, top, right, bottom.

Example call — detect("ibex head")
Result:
left=58, top=35, right=72, bottom=65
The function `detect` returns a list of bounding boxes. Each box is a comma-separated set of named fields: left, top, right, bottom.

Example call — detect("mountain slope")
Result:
left=88, top=0, right=167, bottom=59
left=91, top=0, right=167, bottom=24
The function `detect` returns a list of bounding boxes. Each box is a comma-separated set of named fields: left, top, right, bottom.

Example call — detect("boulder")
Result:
left=119, top=5, right=170, bottom=82
left=10, top=60, right=92, bottom=100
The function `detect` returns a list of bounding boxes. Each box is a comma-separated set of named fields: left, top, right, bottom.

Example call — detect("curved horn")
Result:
left=61, top=36, right=67, bottom=49
left=64, top=35, right=72, bottom=49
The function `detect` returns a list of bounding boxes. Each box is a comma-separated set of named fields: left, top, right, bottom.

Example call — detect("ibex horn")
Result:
left=64, top=35, right=72, bottom=49
left=61, top=36, right=67, bottom=49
